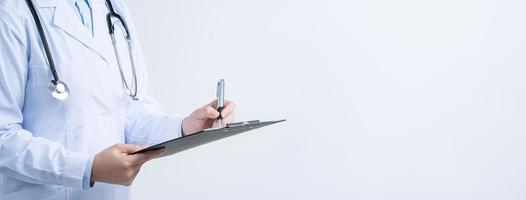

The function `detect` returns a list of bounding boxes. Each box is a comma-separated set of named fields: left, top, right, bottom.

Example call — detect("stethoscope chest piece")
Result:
left=48, top=80, right=70, bottom=100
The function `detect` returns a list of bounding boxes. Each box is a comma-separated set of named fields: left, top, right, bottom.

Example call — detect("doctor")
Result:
left=0, top=0, right=236, bottom=199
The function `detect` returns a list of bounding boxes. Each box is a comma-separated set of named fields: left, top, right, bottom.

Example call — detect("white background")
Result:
left=127, top=0, right=526, bottom=199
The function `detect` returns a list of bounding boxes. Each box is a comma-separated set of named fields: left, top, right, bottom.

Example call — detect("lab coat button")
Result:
left=101, top=61, right=108, bottom=69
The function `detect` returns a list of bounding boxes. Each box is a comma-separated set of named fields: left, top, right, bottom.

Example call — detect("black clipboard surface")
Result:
left=131, top=119, right=286, bottom=157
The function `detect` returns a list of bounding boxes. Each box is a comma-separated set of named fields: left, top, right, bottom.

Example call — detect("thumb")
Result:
left=115, top=144, right=143, bottom=155
left=192, top=105, right=219, bottom=120
left=127, top=148, right=165, bottom=165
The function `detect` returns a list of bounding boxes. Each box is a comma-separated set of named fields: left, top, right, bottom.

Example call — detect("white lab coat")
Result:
left=0, top=0, right=183, bottom=199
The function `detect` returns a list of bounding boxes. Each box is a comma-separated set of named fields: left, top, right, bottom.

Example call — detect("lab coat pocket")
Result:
left=2, top=185, right=65, bottom=200
left=29, top=64, right=78, bottom=130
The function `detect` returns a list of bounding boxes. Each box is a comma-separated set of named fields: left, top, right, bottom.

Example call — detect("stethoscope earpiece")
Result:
left=48, top=80, right=70, bottom=100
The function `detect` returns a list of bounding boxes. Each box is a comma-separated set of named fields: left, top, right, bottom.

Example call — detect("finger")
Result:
left=129, top=148, right=164, bottom=162
left=212, top=115, right=234, bottom=127
left=220, top=101, right=236, bottom=118
left=212, top=120, right=218, bottom=127
left=208, top=100, right=217, bottom=108
left=116, top=144, right=143, bottom=154
left=204, top=106, right=220, bottom=119
left=192, top=105, right=219, bottom=120
left=127, top=148, right=165, bottom=165
left=208, top=100, right=232, bottom=109
left=222, top=113, right=236, bottom=124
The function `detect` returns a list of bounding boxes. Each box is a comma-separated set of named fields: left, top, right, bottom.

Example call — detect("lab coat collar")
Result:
left=35, top=0, right=106, bottom=8
left=51, top=0, right=110, bottom=61
left=34, top=0, right=57, bottom=8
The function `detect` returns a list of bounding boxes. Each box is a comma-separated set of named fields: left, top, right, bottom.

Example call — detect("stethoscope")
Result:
left=25, top=0, right=139, bottom=101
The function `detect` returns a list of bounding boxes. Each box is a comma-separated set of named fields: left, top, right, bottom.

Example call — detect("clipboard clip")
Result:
left=226, top=120, right=260, bottom=128
left=203, top=120, right=261, bottom=132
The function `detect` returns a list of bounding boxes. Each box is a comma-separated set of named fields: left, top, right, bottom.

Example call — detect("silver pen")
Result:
left=216, top=79, right=225, bottom=127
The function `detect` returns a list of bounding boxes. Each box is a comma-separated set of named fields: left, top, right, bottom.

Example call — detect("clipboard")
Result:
left=131, top=119, right=286, bottom=157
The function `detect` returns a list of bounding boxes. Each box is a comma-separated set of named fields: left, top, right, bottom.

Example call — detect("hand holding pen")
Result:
left=181, top=79, right=236, bottom=135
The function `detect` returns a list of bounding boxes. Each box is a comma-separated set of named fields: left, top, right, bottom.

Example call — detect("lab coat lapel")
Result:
left=91, top=0, right=116, bottom=61
left=51, top=0, right=109, bottom=60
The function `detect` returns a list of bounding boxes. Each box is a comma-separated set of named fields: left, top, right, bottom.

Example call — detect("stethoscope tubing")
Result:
left=25, top=0, right=139, bottom=101
left=25, top=0, right=61, bottom=83
left=110, top=30, right=138, bottom=100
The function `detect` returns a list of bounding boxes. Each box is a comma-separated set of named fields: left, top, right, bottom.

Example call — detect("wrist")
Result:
left=181, top=116, right=192, bottom=135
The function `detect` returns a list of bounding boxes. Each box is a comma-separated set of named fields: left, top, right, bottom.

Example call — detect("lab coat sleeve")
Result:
left=0, top=5, right=91, bottom=190
left=124, top=94, right=184, bottom=145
